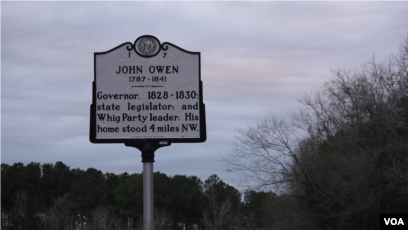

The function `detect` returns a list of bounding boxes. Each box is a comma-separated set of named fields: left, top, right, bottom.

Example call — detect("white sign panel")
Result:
left=90, top=36, right=206, bottom=144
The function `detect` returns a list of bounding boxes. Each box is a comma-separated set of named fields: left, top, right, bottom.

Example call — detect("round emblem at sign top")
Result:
left=134, top=36, right=161, bottom=57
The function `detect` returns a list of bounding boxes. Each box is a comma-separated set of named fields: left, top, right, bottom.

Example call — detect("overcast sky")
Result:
left=2, top=1, right=408, bottom=188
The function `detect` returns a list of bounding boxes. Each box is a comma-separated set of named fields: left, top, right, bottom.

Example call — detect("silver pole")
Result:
left=143, top=162, right=154, bottom=230
left=125, top=142, right=170, bottom=230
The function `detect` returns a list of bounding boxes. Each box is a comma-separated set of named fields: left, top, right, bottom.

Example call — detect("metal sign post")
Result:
left=90, top=35, right=206, bottom=230
left=125, top=142, right=166, bottom=230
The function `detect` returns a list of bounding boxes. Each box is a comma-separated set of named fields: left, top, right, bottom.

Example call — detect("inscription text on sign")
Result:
left=90, top=35, right=206, bottom=144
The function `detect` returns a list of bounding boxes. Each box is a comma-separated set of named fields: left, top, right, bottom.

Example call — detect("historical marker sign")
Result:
left=90, top=35, right=206, bottom=144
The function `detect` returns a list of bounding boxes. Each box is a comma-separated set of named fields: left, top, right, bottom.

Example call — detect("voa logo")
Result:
left=380, top=214, right=407, bottom=229
left=384, top=218, right=404, bottom=226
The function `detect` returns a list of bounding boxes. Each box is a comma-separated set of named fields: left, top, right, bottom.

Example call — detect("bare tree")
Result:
left=224, top=34, right=408, bottom=229
left=34, top=212, right=57, bottom=230
left=153, top=207, right=171, bottom=230
left=203, top=199, right=231, bottom=230
left=224, top=115, right=302, bottom=192
left=90, top=206, right=116, bottom=230
left=33, top=193, right=71, bottom=230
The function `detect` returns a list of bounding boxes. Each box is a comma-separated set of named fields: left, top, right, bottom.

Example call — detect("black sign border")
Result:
left=90, top=35, right=207, bottom=145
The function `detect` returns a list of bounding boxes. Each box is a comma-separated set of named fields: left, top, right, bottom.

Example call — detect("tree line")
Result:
left=1, top=161, right=275, bottom=230
left=224, top=34, right=408, bottom=229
